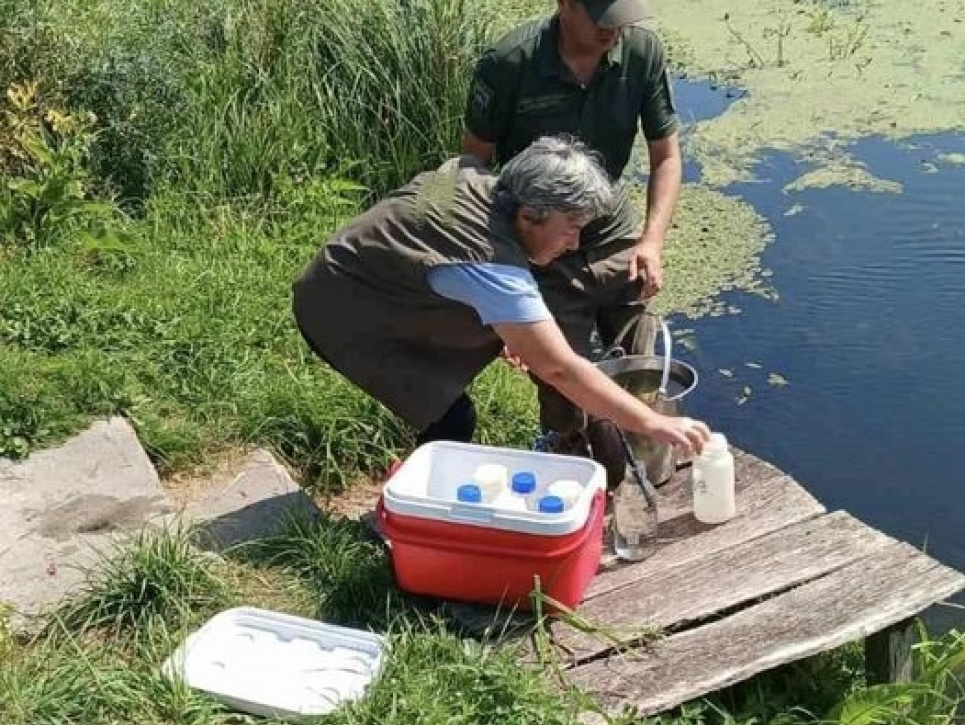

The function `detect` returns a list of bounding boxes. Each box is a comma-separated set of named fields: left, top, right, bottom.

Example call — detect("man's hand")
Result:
left=630, top=133, right=682, bottom=300
left=644, top=415, right=711, bottom=457
left=499, top=346, right=528, bottom=373
left=628, top=237, right=664, bottom=299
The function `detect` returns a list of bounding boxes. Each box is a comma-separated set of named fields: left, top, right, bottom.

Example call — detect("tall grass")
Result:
left=237, top=512, right=405, bottom=628
left=0, top=0, right=201, bottom=204
left=1, top=0, right=496, bottom=204
left=0, top=177, right=403, bottom=482
left=168, top=0, right=498, bottom=199
left=51, top=528, right=233, bottom=636
left=308, top=0, right=496, bottom=194
left=0, top=0, right=536, bottom=481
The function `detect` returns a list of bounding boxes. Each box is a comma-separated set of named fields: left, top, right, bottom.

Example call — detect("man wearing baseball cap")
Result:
left=462, top=0, right=682, bottom=483
left=580, top=0, right=650, bottom=27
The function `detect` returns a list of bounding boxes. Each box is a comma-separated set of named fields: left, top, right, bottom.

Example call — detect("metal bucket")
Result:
left=594, top=310, right=699, bottom=485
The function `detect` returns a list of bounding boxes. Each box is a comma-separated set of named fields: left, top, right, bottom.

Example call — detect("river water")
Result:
left=670, top=79, right=965, bottom=624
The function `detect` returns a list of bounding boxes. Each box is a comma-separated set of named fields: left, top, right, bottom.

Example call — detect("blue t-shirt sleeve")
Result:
left=426, top=263, right=552, bottom=325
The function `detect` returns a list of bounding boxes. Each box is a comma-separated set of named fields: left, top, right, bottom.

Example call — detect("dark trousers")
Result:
left=297, top=304, right=477, bottom=446
left=297, top=315, right=477, bottom=445
left=533, top=240, right=646, bottom=434
left=415, top=393, right=476, bottom=445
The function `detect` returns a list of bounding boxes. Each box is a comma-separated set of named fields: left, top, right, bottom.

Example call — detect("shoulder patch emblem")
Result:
left=471, top=80, right=494, bottom=115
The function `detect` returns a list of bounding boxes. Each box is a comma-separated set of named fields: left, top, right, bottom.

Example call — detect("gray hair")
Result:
left=495, top=136, right=615, bottom=222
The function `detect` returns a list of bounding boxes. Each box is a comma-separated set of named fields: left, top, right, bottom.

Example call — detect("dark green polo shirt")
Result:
left=465, top=16, right=678, bottom=180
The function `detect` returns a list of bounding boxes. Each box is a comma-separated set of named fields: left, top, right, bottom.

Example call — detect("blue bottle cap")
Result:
left=456, top=483, right=482, bottom=503
left=511, top=471, right=537, bottom=494
left=538, top=495, right=565, bottom=514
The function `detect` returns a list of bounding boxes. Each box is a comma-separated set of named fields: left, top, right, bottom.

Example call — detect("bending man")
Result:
left=293, top=137, right=708, bottom=457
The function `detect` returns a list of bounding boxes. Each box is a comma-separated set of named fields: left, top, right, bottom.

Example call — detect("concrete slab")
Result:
left=0, top=416, right=172, bottom=624
left=172, top=449, right=320, bottom=552
left=1, top=416, right=321, bottom=632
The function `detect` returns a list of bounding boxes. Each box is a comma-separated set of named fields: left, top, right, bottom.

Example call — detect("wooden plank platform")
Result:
left=566, top=540, right=964, bottom=716
left=446, top=448, right=965, bottom=718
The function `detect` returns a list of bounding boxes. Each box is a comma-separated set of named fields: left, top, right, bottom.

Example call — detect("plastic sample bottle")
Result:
left=456, top=483, right=482, bottom=504
left=472, top=463, right=508, bottom=504
left=612, top=463, right=659, bottom=561
left=692, top=432, right=736, bottom=524
left=511, top=471, right=538, bottom=511
left=547, top=479, right=583, bottom=510
left=537, top=495, right=565, bottom=514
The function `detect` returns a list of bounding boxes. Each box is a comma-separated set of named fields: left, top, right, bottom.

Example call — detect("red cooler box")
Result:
left=377, top=441, right=606, bottom=611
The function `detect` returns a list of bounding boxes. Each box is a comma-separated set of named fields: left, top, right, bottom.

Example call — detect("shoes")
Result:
left=532, top=429, right=591, bottom=457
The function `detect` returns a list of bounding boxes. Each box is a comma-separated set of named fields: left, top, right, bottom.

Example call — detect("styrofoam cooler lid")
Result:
left=161, top=607, right=385, bottom=719
left=382, top=441, right=606, bottom=536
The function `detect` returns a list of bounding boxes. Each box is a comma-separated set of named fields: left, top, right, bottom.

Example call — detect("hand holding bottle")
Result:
left=642, top=414, right=711, bottom=457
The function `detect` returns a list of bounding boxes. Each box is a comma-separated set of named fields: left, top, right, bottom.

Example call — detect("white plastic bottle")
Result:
left=472, top=463, right=508, bottom=504
left=547, top=479, right=583, bottom=510
left=692, top=433, right=736, bottom=524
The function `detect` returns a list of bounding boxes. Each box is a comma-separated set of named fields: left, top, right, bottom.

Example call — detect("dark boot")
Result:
left=537, top=423, right=626, bottom=492
left=535, top=428, right=592, bottom=458
left=585, top=418, right=627, bottom=491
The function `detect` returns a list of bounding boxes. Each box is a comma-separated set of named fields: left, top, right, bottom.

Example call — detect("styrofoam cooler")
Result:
left=377, top=441, right=607, bottom=611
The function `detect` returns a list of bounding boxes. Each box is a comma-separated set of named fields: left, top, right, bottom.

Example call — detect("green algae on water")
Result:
left=490, top=0, right=965, bottom=193
left=939, top=152, right=965, bottom=166
left=784, top=164, right=903, bottom=194
left=629, top=183, right=776, bottom=320
left=646, top=0, right=965, bottom=188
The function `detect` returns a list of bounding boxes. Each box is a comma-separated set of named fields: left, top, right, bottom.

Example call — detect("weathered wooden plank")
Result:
left=589, top=457, right=825, bottom=599
left=566, top=541, right=965, bottom=717
left=553, top=511, right=890, bottom=662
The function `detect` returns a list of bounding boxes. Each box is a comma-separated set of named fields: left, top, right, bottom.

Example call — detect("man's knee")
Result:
left=416, top=393, right=476, bottom=445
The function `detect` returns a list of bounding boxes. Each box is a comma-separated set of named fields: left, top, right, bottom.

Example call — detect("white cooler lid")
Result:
left=162, top=607, right=385, bottom=719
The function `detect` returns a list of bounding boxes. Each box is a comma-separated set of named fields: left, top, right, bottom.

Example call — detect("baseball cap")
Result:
left=578, top=0, right=648, bottom=28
